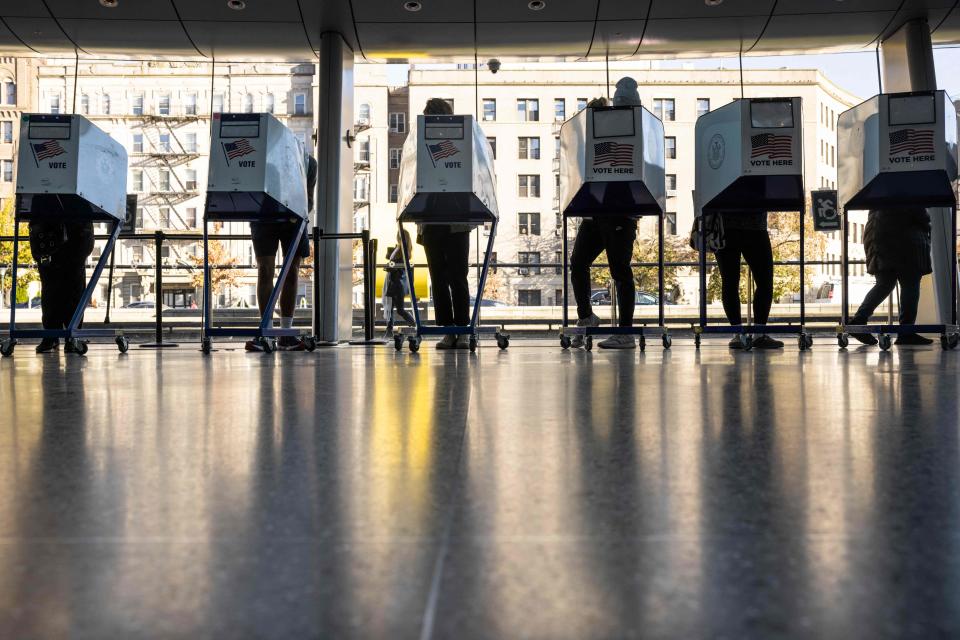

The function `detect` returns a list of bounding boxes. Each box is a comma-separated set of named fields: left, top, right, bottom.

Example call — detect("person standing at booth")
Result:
left=714, top=210, right=783, bottom=349
left=383, top=228, right=416, bottom=336
left=29, top=220, right=95, bottom=353
left=569, top=81, right=641, bottom=350
left=418, top=98, right=472, bottom=350
left=246, top=151, right=318, bottom=352
left=848, top=207, right=933, bottom=346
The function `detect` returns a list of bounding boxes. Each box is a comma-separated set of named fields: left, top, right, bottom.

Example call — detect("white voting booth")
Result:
left=2, top=114, right=129, bottom=356
left=694, top=97, right=809, bottom=349
left=201, top=113, right=313, bottom=354
left=393, top=114, right=506, bottom=352
left=837, top=90, right=959, bottom=349
left=557, top=104, right=669, bottom=350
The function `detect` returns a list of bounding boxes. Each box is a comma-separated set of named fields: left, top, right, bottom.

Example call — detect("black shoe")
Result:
left=850, top=332, right=878, bottom=346
left=752, top=334, right=784, bottom=349
left=36, top=338, right=59, bottom=354
left=895, top=333, right=934, bottom=346
left=728, top=337, right=744, bottom=349
left=64, top=340, right=87, bottom=354
left=277, top=336, right=306, bottom=351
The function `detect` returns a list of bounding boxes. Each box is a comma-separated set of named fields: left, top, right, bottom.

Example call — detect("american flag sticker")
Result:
left=750, top=133, right=792, bottom=159
left=593, top=141, right=634, bottom=167
left=426, top=140, right=459, bottom=166
left=222, top=138, right=255, bottom=164
left=888, top=128, right=935, bottom=156
left=31, top=139, right=66, bottom=166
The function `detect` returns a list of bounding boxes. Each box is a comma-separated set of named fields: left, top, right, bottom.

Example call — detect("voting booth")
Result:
left=393, top=114, right=506, bottom=351
left=1, top=114, right=129, bottom=356
left=836, top=90, right=959, bottom=350
left=693, top=97, right=810, bottom=350
left=201, top=113, right=313, bottom=354
left=556, top=105, right=669, bottom=350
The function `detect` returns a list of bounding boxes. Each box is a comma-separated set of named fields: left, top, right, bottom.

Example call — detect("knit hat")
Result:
left=612, top=77, right=640, bottom=106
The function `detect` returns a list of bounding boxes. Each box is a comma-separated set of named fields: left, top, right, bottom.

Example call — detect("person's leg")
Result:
left=601, top=220, right=637, bottom=327
left=896, top=274, right=922, bottom=325
left=569, top=220, right=605, bottom=320
left=37, top=263, right=60, bottom=331
left=422, top=233, right=453, bottom=326
left=740, top=230, right=774, bottom=326
left=394, top=294, right=416, bottom=325
left=255, top=255, right=275, bottom=318
left=445, top=231, right=471, bottom=327
left=278, top=255, right=301, bottom=320
left=851, top=272, right=897, bottom=324
left=714, top=237, right=744, bottom=326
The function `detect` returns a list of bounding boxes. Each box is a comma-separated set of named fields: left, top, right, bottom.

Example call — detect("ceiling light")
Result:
left=99, top=0, right=118, bottom=7
left=528, top=0, right=546, bottom=10
left=705, top=0, right=723, bottom=5
left=403, top=1, right=422, bottom=11
left=227, top=0, right=246, bottom=10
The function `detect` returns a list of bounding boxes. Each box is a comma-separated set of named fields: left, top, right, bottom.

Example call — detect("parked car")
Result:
left=469, top=297, right=509, bottom=308
left=14, top=298, right=42, bottom=309
left=123, top=300, right=171, bottom=310
left=590, top=290, right=660, bottom=306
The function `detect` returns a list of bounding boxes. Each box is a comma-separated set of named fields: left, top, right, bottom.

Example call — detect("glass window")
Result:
left=554, top=251, right=563, bottom=274
left=697, top=98, right=710, bottom=118
left=243, top=93, right=254, bottom=113
left=517, top=98, right=539, bottom=122
left=1, top=121, right=11, bottom=143
left=486, top=137, right=496, bottom=159
left=518, top=252, right=541, bottom=276
left=4, top=81, right=15, bottom=105
left=264, top=93, right=274, bottom=114
left=353, top=175, right=369, bottom=201
left=389, top=184, right=398, bottom=203
left=184, top=93, right=197, bottom=115
left=665, top=136, right=676, bottom=159
left=185, top=169, right=197, bottom=190
left=518, top=212, right=541, bottom=236
left=389, top=112, right=406, bottom=133
left=133, top=134, right=143, bottom=153
left=49, top=95, right=61, bottom=114
left=389, top=147, right=402, bottom=169
left=132, top=169, right=143, bottom=192
left=577, top=98, right=587, bottom=112
left=518, top=175, right=540, bottom=198
left=358, top=102, right=370, bottom=123
left=666, top=174, right=677, bottom=191
left=212, top=93, right=224, bottom=114
left=159, top=170, right=170, bottom=191
left=158, top=94, right=170, bottom=116
left=185, top=132, right=197, bottom=153
left=159, top=134, right=171, bottom=153
left=518, top=137, right=540, bottom=160
left=555, top=136, right=561, bottom=159
left=185, top=207, right=197, bottom=228
left=666, top=212, right=677, bottom=236
left=2, top=160, right=13, bottom=182
left=356, top=139, right=370, bottom=163
left=129, top=94, right=143, bottom=116
left=102, top=94, right=111, bottom=115
left=80, top=94, right=90, bottom=114
left=483, top=99, right=496, bottom=121
left=490, top=252, right=498, bottom=273
left=554, top=98, right=565, bottom=121
left=294, top=93, right=306, bottom=115
left=159, top=207, right=170, bottom=228
left=653, top=98, right=675, bottom=121
left=518, top=289, right=542, bottom=306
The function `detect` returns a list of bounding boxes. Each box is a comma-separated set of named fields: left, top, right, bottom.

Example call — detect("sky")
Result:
left=384, top=47, right=960, bottom=101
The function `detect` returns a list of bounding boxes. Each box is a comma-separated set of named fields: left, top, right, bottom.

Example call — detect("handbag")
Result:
left=689, top=213, right=725, bottom=252
left=29, top=222, right=68, bottom=264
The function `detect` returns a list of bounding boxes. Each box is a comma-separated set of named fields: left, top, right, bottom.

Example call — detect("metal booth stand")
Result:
left=836, top=90, right=958, bottom=351
left=1, top=114, right=129, bottom=357
left=201, top=113, right=315, bottom=354
left=694, top=97, right=811, bottom=351
left=558, top=104, right=669, bottom=351
left=394, top=113, right=506, bottom=353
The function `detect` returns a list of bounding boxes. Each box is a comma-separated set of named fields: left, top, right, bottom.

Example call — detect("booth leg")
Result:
left=142, top=230, right=178, bottom=349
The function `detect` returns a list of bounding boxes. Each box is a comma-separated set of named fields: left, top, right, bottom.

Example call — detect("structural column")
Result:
left=314, top=33, right=355, bottom=342
left=880, top=18, right=958, bottom=324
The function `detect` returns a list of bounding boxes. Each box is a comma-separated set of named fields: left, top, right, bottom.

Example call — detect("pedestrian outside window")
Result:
left=517, top=98, right=539, bottom=122
left=518, top=212, right=541, bottom=236
left=483, top=99, right=496, bottom=121
left=518, top=174, right=540, bottom=198
left=518, top=137, right=540, bottom=160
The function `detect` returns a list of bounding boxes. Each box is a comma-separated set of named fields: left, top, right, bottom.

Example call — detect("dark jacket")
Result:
left=863, top=208, right=932, bottom=277
left=385, top=246, right=408, bottom=299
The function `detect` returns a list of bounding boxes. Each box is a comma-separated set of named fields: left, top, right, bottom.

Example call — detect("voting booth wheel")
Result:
left=837, top=334, right=849, bottom=349
left=69, top=339, right=88, bottom=356
left=584, top=336, right=593, bottom=351
left=303, top=336, right=317, bottom=352
left=201, top=338, right=212, bottom=354
left=941, top=333, right=959, bottom=351
left=559, top=334, right=572, bottom=350
left=662, top=334, right=672, bottom=350
left=639, top=336, right=646, bottom=352
left=115, top=336, right=129, bottom=354
left=878, top=334, right=892, bottom=351
left=0, top=340, right=14, bottom=357
left=495, top=333, right=509, bottom=351
left=470, top=336, right=479, bottom=353
left=394, top=334, right=404, bottom=351
left=798, top=334, right=813, bottom=351
left=408, top=336, right=421, bottom=353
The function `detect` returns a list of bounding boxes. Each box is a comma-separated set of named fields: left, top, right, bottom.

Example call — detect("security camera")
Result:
left=487, top=59, right=501, bottom=74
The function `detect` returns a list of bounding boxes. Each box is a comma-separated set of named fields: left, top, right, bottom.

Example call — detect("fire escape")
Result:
left=353, top=114, right=372, bottom=231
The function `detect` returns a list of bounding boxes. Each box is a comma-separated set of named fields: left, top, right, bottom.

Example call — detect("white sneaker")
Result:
left=571, top=313, right=601, bottom=348
left=598, top=334, right=636, bottom=349
left=436, top=334, right=458, bottom=350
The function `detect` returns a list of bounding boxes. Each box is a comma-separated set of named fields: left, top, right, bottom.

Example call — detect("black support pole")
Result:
left=141, top=230, right=178, bottom=348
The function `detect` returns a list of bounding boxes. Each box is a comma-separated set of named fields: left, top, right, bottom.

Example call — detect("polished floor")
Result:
left=1, top=341, right=959, bottom=639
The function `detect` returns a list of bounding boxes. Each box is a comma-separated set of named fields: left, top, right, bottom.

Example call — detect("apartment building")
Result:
left=0, top=57, right=37, bottom=209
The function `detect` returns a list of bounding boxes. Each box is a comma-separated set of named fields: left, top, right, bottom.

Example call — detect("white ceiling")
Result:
left=0, top=0, right=957, bottom=61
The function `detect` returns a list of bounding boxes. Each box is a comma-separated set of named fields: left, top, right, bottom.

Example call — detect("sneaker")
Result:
left=436, top=334, right=458, bottom=350
left=597, top=334, right=636, bottom=349
left=728, top=336, right=745, bottom=349
left=572, top=313, right=601, bottom=348
left=277, top=336, right=306, bottom=351
left=64, top=339, right=87, bottom=354
left=36, top=338, right=59, bottom=354
left=752, top=334, right=784, bottom=349
left=245, top=339, right=264, bottom=352
left=850, top=332, right=878, bottom=346
left=455, top=335, right=471, bottom=350
left=895, top=333, right=934, bottom=346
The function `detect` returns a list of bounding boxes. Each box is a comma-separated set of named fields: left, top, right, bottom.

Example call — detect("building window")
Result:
left=2, top=160, right=13, bottom=182
left=389, top=112, right=406, bottom=133
left=158, top=94, right=170, bottom=116
left=132, top=169, right=143, bottom=192
left=159, top=133, right=171, bottom=153
left=389, top=184, right=398, bottom=203
left=665, top=136, right=676, bottom=159
left=4, top=81, right=15, bottom=105
left=159, top=170, right=170, bottom=192
left=353, top=175, right=369, bottom=201
left=185, top=169, right=197, bottom=190
left=356, top=139, right=370, bottom=163
left=697, top=98, right=710, bottom=118
left=517, top=98, right=539, bottom=122
left=185, top=132, right=197, bottom=153
left=486, top=137, right=496, bottom=159
left=490, top=251, right=498, bottom=273
left=554, top=251, right=563, bottom=275
left=102, top=94, right=111, bottom=115
left=159, top=207, right=171, bottom=228
left=212, top=93, right=224, bottom=114
left=518, top=212, right=541, bottom=236
left=483, top=99, right=496, bottom=121
left=185, top=207, right=197, bottom=228
left=358, top=102, right=370, bottom=123
left=554, top=98, right=565, bottom=121
left=666, top=212, right=677, bottom=236
left=518, top=137, right=540, bottom=160
left=294, top=93, right=306, bottom=115
left=243, top=93, right=254, bottom=113
left=1, top=121, right=11, bottom=144
left=518, top=252, right=541, bottom=276
left=184, top=93, right=197, bottom=115
left=653, top=98, right=675, bottom=121
left=518, top=175, right=540, bottom=198
left=577, top=98, right=587, bottom=112
left=518, top=289, right=542, bottom=306
left=264, top=93, right=274, bottom=114
left=129, top=94, right=143, bottom=115
left=80, top=94, right=90, bottom=114
left=49, top=95, right=61, bottom=114
left=133, top=133, right=143, bottom=153
left=389, top=147, right=402, bottom=169
left=666, top=174, right=676, bottom=191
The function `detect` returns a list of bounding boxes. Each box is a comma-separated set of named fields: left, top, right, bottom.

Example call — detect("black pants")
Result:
left=570, top=218, right=637, bottom=327
left=32, top=224, right=95, bottom=331
left=852, top=270, right=922, bottom=325
left=421, top=227, right=470, bottom=326
left=714, top=229, right=774, bottom=326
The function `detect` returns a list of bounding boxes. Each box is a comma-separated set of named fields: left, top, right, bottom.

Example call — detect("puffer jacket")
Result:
left=863, top=208, right=932, bottom=277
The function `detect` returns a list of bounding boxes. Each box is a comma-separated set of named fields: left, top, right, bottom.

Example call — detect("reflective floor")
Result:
left=1, top=341, right=959, bottom=639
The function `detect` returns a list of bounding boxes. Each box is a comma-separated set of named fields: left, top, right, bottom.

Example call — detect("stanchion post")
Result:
left=140, top=230, right=178, bottom=348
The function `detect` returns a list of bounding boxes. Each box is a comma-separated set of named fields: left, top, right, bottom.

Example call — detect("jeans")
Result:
left=570, top=218, right=637, bottom=327
left=421, top=227, right=471, bottom=326
left=851, top=271, right=922, bottom=325
left=714, top=229, right=774, bottom=326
